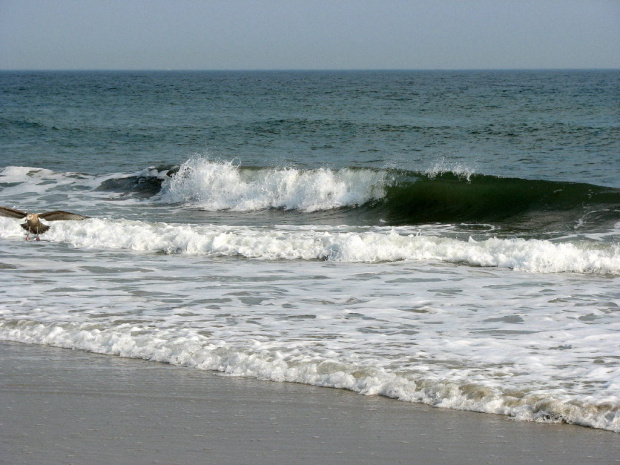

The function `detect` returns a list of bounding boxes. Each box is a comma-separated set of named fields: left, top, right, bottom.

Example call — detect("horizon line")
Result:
left=1, top=67, right=619, bottom=73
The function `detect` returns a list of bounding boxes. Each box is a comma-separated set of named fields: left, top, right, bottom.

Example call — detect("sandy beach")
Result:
left=1, top=341, right=618, bottom=465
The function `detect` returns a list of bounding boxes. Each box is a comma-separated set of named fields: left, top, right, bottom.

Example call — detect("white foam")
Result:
left=158, top=158, right=387, bottom=211
left=0, top=165, right=168, bottom=197
left=424, top=158, right=475, bottom=181
left=1, top=320, right=617, bottom=432
left=1, top=238, right=618, bottom=432
left=1, top=217, right=617, bottom=275
left=0, top=166, right=55, bottom=179
left=0, top=166, right=102, bottom=201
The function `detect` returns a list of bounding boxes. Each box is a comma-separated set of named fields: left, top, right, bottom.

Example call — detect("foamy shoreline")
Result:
left=1, top=341, right=618, bottom=465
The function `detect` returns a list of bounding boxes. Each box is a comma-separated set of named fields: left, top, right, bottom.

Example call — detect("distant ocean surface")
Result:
left=1, top=70, right=619, bottom=432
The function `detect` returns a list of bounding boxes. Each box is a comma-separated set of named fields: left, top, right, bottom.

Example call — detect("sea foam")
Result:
left=1, top=319, right=618, bottom=432
left=1, top=217, right=618, bottom=274
left=158, top=158, right=387, bottom=211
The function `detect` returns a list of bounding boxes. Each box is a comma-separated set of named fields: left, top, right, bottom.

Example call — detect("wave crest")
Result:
left=1, top=217, right=617, bottom=274
left=158, top=158, right=388, bottom=212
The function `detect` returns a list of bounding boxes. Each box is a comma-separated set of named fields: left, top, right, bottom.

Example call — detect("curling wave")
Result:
left=2, top=161, right=619, bottom=231
left=158, top=158, right=388, bottom=212
left=156, top=159, right=620, bottom=231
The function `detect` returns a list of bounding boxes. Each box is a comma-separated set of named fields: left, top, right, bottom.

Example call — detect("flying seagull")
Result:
left=0, top=206, right=89, bottom=241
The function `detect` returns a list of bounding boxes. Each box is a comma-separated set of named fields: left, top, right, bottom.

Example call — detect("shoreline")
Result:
left=1, top=341, right=619, bottom=465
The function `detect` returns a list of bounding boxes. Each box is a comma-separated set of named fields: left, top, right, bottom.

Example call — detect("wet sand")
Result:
left=1, top=341, right=619, bottom=465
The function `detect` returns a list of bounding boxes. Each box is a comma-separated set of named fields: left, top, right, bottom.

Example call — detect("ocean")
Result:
left=1, top=70, right=619, bottom=432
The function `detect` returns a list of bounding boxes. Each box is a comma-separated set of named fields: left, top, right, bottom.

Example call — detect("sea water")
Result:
left=0, top=70, right=619, bottom=432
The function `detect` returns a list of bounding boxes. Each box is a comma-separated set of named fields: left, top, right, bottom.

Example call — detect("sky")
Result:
left=1, top=0, right=619, bottom=70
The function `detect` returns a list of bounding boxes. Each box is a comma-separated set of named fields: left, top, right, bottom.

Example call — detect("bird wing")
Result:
left=39, top=211, right=89, bottom=221
left=0, top=206, right=28, bottom=219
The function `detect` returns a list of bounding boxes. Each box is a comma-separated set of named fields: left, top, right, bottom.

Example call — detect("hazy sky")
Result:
left=1, top=0, right=619, bottom=70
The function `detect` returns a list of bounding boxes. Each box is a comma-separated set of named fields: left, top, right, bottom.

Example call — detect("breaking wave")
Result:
left=158, top=158, right=388, bottom=212
left=157, top=158, right=620, bottom=230
left=2, top=159, right=619, bottom=231
left=0, top=217, right=618, bottom=274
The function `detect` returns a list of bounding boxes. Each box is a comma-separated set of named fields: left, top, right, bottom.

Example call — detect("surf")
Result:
left=157, top=158, right=388, bottom=212
left=154, top=158, right=619, bottom=232
left=2, top=160, right=619, bottom=233
left=1, top=216, right=618, bottom=275
left=1, top=318, right=618, bottom=432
